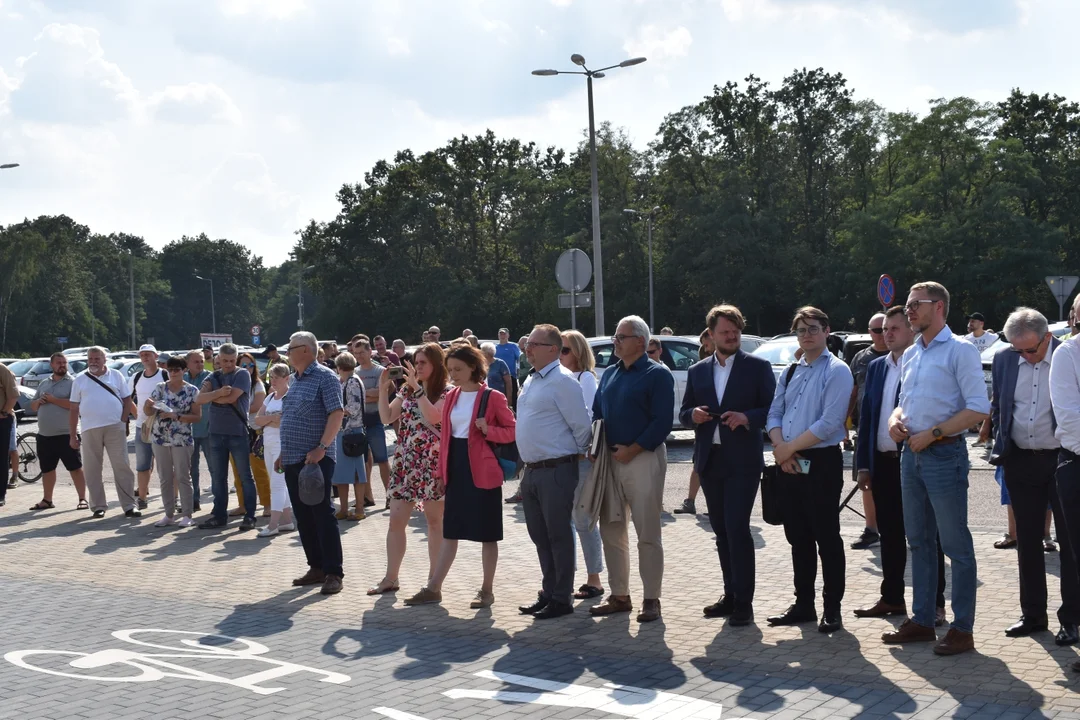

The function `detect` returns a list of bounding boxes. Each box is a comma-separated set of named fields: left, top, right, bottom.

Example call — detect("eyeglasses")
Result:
left=560, top=347, right=571, bottom=355
left=794, top=326, right=823, bottom=337
left=167, top=368, right=183, bottom=373
left=286, top=345, right=307, bottom=353
left=869, top=328, right=884, bottom=335
left=1017, top=336, right=1047, bottom=356
left=905, top=299, right=936, bottom=312
left=525, top=341, right=555, bottom=349
left=647, top=347, right=660, bottom=355
left=611, top=334, right=639, bottom=343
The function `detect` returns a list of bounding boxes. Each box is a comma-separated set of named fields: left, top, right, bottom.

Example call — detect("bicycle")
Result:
left=15, top=430, right=41, bottom=483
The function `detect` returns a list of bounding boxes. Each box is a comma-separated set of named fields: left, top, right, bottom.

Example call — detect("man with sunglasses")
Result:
left=989, top=308, right=1079, bottom=645
left=847, top=313, right=888, bottom=551
left=964, top=312, right=997, bottom=352
left=886, top=281, right=989, bottom=655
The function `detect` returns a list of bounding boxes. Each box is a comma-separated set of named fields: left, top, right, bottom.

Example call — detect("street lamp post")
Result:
left=533, top=54, right=647, bottom=337
left=125, top=250, right=136, bottom=350
left=194, top=275, right=216, bottom=333
left=298, top=265, right=315, bottom=329
left=89, top=285, right=106, bottom=346
left=623, top=206, right=661, bottom=332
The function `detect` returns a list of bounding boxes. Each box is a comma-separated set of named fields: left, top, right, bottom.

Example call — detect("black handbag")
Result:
left=476, top=388, right=521, bottom=479
left=760, top=464, right=785, bottom=526
left=341, top=377, right=368, bottom=458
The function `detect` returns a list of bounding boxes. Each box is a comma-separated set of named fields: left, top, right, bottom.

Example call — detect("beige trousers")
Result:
left=153, top=444, right=193, bottom=517
left=599, top=444, right=667, bottom=599
left=81, top=423, right=136, bottom=512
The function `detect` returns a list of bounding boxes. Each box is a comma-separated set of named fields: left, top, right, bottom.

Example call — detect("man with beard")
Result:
left=680, top=305, right=776, bottom=626
left=29, top=353, right=88, bottom=511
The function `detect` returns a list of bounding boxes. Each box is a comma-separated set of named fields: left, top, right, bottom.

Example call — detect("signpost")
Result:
left=57, top=336, right=68, bottom=351
left=558, top=292, right=592, bottom=309
left=199, top=333, right=233, bottom=349
left=555, top=249, right=592, bottom=331
left=250, top=325, right=262, bottom=347
left=877, top=274, right=895, bottom=310
left=1045, top=275, right=1079, bottom=321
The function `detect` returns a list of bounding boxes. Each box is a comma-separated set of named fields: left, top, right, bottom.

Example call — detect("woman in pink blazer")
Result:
left=403, top=343, right=516, bottom=609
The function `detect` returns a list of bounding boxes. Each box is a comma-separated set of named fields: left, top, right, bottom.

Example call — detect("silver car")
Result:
left=21, top=357, right=88, bottom=389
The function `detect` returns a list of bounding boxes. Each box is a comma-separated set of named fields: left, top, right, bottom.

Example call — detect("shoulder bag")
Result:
left=214, top=371, right=263, bottom=458
left=477, top=388, right=521, bottom=480
left=341, top=377, right=368, bottom=458
left=760, top=363, right=799, bottom=526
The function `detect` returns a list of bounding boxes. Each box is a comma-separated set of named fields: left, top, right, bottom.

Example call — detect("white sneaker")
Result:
left=278, top=522, right=295, bottom=532
left=177, top=516, right=193, bottom=527
left=154, top=516, right=176, bottom=528
left=257, top=526, right=279, bottom=538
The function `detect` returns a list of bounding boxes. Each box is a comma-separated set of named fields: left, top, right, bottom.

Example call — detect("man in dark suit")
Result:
left=680, top=304, right=776, bottom=626
left=990, top=307, right=1079, bottom=644
left=854, top=306, right=947, bottom=625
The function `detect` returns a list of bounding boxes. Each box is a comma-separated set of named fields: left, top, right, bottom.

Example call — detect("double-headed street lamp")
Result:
left=533, top=54, right=647, bottom=337
left=194, top=274, right=216, bottom=334
left=623, top=206, right=661, bottom=332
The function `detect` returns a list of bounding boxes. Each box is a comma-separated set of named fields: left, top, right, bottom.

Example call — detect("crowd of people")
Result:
left=8, top=281, right=1080, bottom=669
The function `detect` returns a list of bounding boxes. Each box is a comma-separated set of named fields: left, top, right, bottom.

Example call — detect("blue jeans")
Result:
left=209, top=433, right=255, bottom=522
left=190, top=436, right=210, bottom=497
left=365, top=421, right=389, bottom=463
left=572, top=458, right=604, bottom=576
left=133, top=434, right=154, bottom=472
left=901, top=441, right=977, bottom=633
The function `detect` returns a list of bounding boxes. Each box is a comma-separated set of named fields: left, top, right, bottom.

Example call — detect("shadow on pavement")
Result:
left=216, top=586, right=329, bottom=638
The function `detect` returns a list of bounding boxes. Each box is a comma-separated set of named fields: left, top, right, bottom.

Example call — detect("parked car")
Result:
left=21, top=357, right=88, bottom=389
left=8, top=358, right=47, bottom=385
left=14, top=385, right=37, bottom=422
left=588, top=335, right=702, bottom=429
left=63, top=346, right=108, bottom=356
left=752, top=336, right=802, bottom=383
left=840, top=334, right=874, bottom=364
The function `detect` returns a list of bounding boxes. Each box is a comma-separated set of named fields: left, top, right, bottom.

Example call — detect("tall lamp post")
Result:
left=623, top=206, right=661, bottom=332
left=89, top=285, right=105, bottom=346
left=298, top=265, right=315, bottom=329
left=121, top=249, right=136, bottom=350
left=533, top=54, right=647, bottom=337
left=194, top=274, right=216, bottom=333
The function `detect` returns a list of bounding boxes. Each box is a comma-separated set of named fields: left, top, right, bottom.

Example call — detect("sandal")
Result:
left=574, top=584, right=605, bottom=599
left=366, top=580, right=400, bottom=596
left=77, top=499, right=89, bottom=511
left=347, top=512, right=366, bottom=522
left=994, top=533, right=1017, bottom=549
left=29, top=499, right=55, bottom=511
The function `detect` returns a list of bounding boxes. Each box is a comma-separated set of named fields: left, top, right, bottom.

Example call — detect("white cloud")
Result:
left=623, top=25, right=693, bottom=62
left=385, top=36, right=410, bottom=57
left=218, top=0, right=306, bottom=20
left=146, top=83, right=243, bottom=126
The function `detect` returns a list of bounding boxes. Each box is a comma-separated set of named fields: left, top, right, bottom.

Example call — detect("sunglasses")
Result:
left=167, top=368, right=184, bottom=373
left=869, top=328, right=884, bottom=335
left=241, top=363, right=255, bottom=369
left=1017, top=336, right=1047, bottom=356
left=560, top=347, right=571, bottom=355
left=647, top=347, right=660, bottom=355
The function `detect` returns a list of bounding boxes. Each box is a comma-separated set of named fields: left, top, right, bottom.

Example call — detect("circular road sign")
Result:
left=877, top=275, right=895, bottom=307
left=555, top=249, right=592, bottom=293
left=250, top=325, right=262, bottom=336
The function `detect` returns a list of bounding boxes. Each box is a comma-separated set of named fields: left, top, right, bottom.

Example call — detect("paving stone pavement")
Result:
left=0, top=456, right=1078, bottom=718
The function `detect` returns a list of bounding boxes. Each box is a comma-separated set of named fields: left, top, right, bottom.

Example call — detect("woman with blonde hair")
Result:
left=559, top=329, right=605, bottom=600
left=369, top=343, right=449, bottom=595
left=254, top=363, right=294, bottom=537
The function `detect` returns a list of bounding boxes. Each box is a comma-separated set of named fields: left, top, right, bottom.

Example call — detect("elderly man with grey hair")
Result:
left=589, top=314, right=674, bottom=623
left=990, top=307, right=1079, bottom=644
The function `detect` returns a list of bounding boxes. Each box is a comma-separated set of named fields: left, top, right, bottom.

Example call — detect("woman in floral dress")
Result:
left=368, top=342, right=448, bottom=595
left=144, top=355, right=202, bottom=528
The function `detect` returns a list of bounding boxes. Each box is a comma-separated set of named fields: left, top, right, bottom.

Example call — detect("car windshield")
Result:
left=752, top=339, right=801, bottom=365
left=7, top=360, right=38, bottom=376
left=27, top=361, right=51, bottom=375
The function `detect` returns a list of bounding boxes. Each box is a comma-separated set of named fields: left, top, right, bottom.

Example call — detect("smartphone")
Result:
left=388, top=366, right=405, bottom=381
left=796, top=458, right=812, bottom=474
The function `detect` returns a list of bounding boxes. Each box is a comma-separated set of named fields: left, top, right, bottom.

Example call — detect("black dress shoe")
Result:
left=819, top=611, right=843, bottom=633
left=729, top=608, right=754, bottom=627
left=1056, top=625, right=1079, bottom=646
left=519, top=594, right=549, bottom=615
left=767, top=604, right=817, bottom=626
left=1005, top=616, right=1049, bottom=637
left=533, top=600, right=573, bottom=620
left=703, top=596, right=735, bottom=618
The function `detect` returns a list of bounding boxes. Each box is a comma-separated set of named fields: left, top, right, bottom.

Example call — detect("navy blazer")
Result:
left=856, top=353, right=901, bottom=478
left=679, top=350, right=776, bottom=475
left=990, top=337, right=1061, bottom=466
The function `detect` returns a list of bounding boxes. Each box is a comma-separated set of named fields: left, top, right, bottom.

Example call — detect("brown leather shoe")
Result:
left=637, top=599, right=662, bottom=623
left=933, top=628, right=974, bottom=655
left=882, top=619, right=936, bottom=644
left=320, top=575, right=343, bottom=595
left=589, top=595, right=633, bottom=616
left=854, top=599, right=907, bottom=618
left=292, top=568, right=327, bottom=586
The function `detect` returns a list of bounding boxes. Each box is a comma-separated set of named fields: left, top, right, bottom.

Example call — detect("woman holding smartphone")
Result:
left=368, top=342, right=449, bottom=596
left=254, top=363, right=294, bottom=537
left=403, top=344, right=515, bottom=608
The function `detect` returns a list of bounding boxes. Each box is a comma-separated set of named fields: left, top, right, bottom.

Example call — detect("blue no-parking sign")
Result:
left=877, top=274, right=895, bottom=308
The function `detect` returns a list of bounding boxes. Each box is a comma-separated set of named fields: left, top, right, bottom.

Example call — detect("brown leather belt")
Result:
left=875, top=450, right=900, bottom=459
left=524, top=455, right=577, bottom=470
left=933, top=435, right=962, bottom=445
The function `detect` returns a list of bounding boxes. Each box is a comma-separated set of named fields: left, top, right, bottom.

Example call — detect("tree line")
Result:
left=2, top=67, right=1079, bottom=355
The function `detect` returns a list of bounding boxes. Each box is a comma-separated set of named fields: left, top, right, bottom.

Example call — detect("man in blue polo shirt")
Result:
left=494, top=327, right=521, bottom=407
left=590, top=314, right=674, bottom=624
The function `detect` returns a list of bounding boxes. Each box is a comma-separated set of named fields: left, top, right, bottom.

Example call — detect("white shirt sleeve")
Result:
left=1052, top=341, right=1080, bottom=455
left=579, top=371, right=598, bottom=420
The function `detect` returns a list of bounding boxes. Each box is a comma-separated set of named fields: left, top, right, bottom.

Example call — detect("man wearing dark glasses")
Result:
left=988, top=308, right=1078, bottom=645
left=848, top=313, right=887, bottom=551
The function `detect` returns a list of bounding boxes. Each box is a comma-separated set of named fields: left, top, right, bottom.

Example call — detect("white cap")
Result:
left=138, top=344, right=158, bottom=354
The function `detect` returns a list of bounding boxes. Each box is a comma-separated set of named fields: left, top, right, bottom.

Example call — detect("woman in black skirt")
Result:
left=403, top=344, right=516, bottom=609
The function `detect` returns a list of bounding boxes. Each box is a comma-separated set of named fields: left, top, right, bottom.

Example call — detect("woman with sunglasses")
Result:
left=229, top=353, right=271, bottom=518
left=559, top=329, right=606, bottom=600
left=144, top=355, right=202, bottom=527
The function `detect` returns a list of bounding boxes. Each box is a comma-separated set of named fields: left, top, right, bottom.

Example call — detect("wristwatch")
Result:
left=317, top=442, right=330, bottom=451
left=931, top=427, right=943, bottom=439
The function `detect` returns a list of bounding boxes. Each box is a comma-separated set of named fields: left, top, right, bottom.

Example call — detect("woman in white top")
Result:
left=559, top=329, right=605, bottom=599
left=254, top=363, right=294, bottom=537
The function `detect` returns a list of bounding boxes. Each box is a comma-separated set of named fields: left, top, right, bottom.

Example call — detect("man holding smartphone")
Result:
left=680, top=305, right=776, bottom=626
left=766, top=306, right=854, bottom=633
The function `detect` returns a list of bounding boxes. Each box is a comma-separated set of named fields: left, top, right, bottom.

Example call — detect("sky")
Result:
left=0, top=0, right=1077, bottom=267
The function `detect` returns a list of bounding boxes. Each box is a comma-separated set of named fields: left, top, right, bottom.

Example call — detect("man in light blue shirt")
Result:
left=884, top=281, right=989, bottom=656
left=766, top=306, right=853, bottom=633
